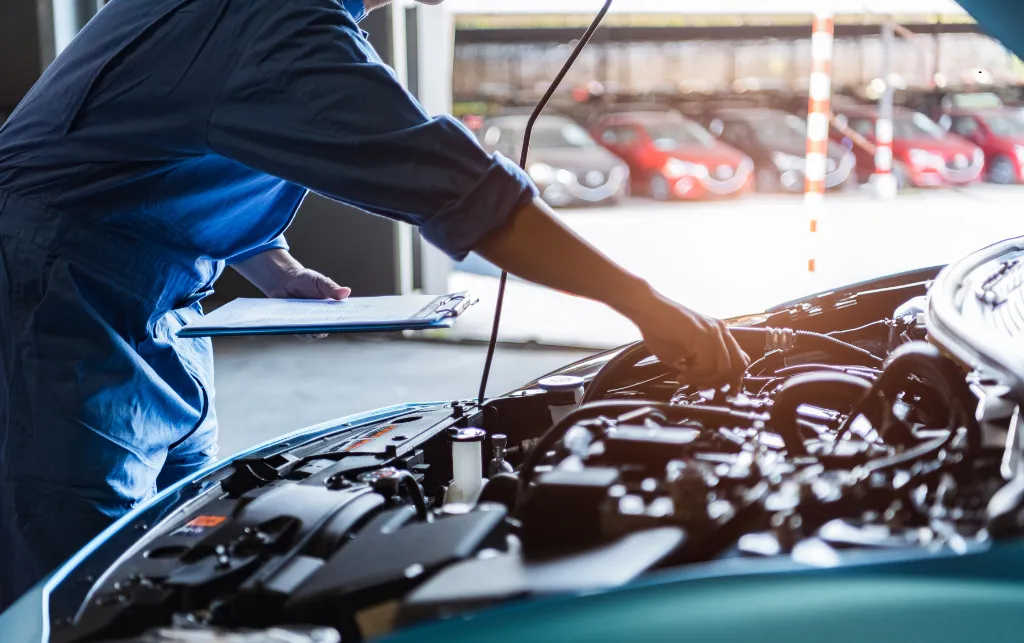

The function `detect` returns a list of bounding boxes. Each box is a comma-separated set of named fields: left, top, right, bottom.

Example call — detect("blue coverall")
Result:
left=0, top=0, right=535, bottom=607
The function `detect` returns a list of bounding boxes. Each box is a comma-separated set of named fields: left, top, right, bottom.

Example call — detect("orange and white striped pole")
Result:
left=805, top=10, right=834, bottom=274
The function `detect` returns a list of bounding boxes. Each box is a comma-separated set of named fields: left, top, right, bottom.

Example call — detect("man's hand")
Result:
left=233, top=249, right=350, bottom=300
left=475, top=198, right=749, bottom=385
left=627, top=294, right=749, bottom=385
left=232, top=249, right=350, bottom=342
left=262, top=267, right=351, bottom=301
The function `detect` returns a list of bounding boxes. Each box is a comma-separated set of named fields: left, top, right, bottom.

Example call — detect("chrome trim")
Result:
left=939, top=154, right=984, bottom=183
left=564, top=165, right=628, bottom=201
left=824, top=153, right=856, bottom=188
left=698, top=159, right=752, bottom=195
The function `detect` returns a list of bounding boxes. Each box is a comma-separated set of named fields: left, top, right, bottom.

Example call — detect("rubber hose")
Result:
left=837, top=341, right=977, bottom=449
left=729, top=327, right=884, bottom=367
left=584, top=326, right=882, bottom=405
left=768, top=372, right=874, bottom=455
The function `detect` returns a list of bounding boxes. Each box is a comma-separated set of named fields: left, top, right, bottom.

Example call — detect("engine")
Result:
left=52, top=256, right=1024, bottom=643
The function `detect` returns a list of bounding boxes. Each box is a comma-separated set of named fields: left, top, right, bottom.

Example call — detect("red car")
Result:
left=834, top=106, right=984, bottom=189
left=946, top=109, right=1024, bottom=184
left=592, top=111, right=754, bottom=200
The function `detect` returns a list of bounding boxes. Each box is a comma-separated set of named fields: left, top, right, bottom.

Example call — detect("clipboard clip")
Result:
left=435, top=293, right=478, bottom=319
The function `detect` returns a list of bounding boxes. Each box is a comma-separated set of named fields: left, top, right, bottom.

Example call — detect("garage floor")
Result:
left=212, top=335, right=592, bottom=458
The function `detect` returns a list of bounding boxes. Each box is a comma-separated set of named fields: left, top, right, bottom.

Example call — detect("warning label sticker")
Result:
left=172, top=514, right=227, bottom=537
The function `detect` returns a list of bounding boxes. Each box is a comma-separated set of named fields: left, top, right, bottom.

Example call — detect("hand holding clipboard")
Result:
left=177, top=292, right=476, bottom=338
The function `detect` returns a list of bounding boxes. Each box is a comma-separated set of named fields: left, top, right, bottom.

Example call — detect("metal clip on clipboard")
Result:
left=434, top=294, right=478, bottom=320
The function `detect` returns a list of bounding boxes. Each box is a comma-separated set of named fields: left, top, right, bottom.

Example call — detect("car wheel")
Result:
left=649, top=175, right=671, bottom=201
left=988, top=155, right=1017, bottom=185
left=755, top=169, right=778, bottom=193
left=892, top=162, right=910, bottom=191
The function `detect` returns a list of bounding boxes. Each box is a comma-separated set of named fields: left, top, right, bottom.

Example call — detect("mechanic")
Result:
left=0, top=0, right=748, bottom=608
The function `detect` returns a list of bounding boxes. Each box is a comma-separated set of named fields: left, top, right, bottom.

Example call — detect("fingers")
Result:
left=296, top=333, right=328, bottom=342
left=314, top=275, right=351, bottom=300
left=720, top=322, right=750, bottom=372
left=670, top=320, right=747, bottom=387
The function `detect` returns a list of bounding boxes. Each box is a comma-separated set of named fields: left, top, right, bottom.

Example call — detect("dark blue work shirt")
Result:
left=0, top=0, right=536, bottom=605
left=0, top=0, right=536, bottom=264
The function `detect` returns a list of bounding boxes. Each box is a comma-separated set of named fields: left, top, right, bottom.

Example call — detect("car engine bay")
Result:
left=49, top=240, right=1024, bottom=643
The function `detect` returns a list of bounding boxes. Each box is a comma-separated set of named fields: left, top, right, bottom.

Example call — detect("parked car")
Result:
left=833, top=106, right=984, bottom=188
left=477, top=114, right=628, bottom=208
left=7, top=238, right=1024, bottom=643
left=703, top=108, right=857, bottom=193
left=591, top=110, right=753, bottom=200
left=945, top=108, right=1024, bottom=184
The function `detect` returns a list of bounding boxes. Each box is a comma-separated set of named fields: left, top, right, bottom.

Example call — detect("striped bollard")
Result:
left=805, top=10, right=834, bottom=274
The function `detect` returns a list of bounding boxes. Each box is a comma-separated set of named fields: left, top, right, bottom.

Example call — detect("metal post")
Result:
left=871, top=19, right=898, bottom=200
left=804, top=10, right=834, bottom=275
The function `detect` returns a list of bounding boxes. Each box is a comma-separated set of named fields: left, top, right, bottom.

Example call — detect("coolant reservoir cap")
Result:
left=453, top=427, right=486, bottom=442
left=537, top=375, right=585, bottom=391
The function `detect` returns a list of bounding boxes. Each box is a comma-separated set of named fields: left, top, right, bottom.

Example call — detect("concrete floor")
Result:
left=212, top=335, right=592, bottom=458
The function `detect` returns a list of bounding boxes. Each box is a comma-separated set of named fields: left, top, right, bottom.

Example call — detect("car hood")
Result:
left=665, top=142, right=747, bottom=166
left=528, top=146, right=624, bottom=173
left=771, top=137, right=850, bottom=161
left=897, top=136, right=978, bottom=155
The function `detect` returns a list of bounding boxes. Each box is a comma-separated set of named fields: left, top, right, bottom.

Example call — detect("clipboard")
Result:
left=177, top=292, right=476, bottom=338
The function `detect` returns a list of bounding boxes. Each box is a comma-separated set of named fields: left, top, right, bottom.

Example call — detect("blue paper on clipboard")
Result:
left=177, top=292, right=475, bottom=338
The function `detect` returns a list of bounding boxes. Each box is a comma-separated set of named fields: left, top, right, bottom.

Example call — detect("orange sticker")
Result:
left=343, top=425, right=397, bottom=451
left=187, top=515, right=226, bottom=528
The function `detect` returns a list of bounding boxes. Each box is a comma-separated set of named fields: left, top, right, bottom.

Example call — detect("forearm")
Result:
left=475, top=198, right=657, bottom=316
left=231, top=249, right=304, bottom=296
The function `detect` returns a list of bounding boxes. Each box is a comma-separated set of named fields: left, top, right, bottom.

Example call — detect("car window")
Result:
left=981, top=113, right=1024, bottom=137
left=600, top=126, right=638, bottom=146
left=644, top=119, right=716, bottom=150
left=951, top=116, right=979, bottom=138
left=482, top=125, right=518, bottom=158
left=892, top=113, right=947, bottom=140
left=719, top=120, right=753, bottom=147
left=531, top=120, right=598, bottom=149
left=849, top=118, right=875, bottom=138
left=757, top=114, right=807, bottom=148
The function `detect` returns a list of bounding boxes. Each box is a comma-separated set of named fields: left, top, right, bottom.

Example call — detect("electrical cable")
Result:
left=477, top=0, right=614, bottom=406
left=827, top=320, right=891, bottom=338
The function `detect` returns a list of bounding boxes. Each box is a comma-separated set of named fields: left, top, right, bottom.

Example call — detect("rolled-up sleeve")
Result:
left=226, top=233, right=290, bottom=265
left=206, top=0, right=537, bottom=260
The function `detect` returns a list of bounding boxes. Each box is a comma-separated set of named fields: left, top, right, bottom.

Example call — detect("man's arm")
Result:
left=233, top=249, right=350, bottom=300
left=476, top=198, right=748, bottom=381
left=206, top=5, right=745, bottom=381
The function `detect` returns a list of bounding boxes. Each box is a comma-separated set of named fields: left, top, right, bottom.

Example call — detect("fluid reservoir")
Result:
left=445, top=428, right=486, bottom=505
left=537, top=375, right=586, bottom=426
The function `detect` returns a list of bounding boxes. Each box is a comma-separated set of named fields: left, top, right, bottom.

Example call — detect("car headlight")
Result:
left=771, top=152, right=804, bottom=171
left=528, top=163, right=554, bottom=184
left=907, top=148, right=934, bottom=168
left=555, top=168, right=575, bottom=184
left=974, top=147, right=985, bottom=164
left=664, top=158, right=708, bottom=179
left=1015, top=146, right=1024, bottom=164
